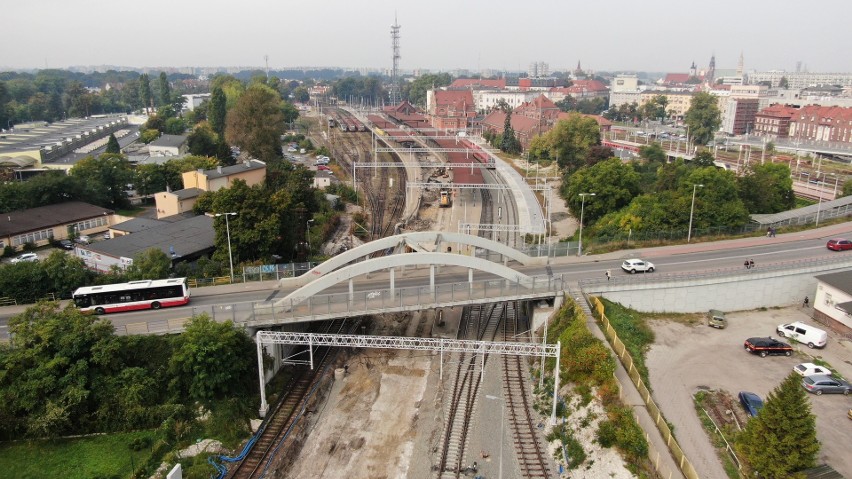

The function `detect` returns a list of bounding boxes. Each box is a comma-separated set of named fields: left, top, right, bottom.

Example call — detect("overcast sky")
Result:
left=3, top=0, right=851, bottom=74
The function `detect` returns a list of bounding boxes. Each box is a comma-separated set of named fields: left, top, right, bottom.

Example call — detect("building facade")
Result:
left=0, top=202, right=113, bottom=251
left=789, top=105, right=852, bottom=144
left=753, top=104, right=799, bottom=138
left=426, top=90, right=477, bottom=129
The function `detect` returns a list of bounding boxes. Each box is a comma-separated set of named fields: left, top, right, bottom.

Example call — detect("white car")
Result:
left=621, top=258, right=655, bottom=274
left=793, top=363, right=833, bottom=377
left=10, top=252, right=38, bottom=263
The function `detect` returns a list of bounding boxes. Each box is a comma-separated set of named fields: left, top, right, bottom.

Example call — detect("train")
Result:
left=439, top=189, right=452, bottom=207
left=459, top=139, right=496, bottom=169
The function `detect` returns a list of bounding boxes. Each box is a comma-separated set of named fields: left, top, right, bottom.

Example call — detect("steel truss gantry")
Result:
left=407, top=182, right=554, bottom=191
left=255, top=331, right=562, bottom=423
left=375, top=147, right=498, bottom=154
left=459, top=223, right=525, bottom=232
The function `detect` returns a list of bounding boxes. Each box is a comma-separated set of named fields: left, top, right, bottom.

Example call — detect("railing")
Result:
left=0, top=297, right=17, bottom=307
left=589, top=295, right=700, bottom=479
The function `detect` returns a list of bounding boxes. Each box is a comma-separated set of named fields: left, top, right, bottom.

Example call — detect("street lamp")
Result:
left=687, top=184, right=704, bottom=243
left=208, top=212, right=237, bottom=281
left=485, top=394, right=504, bottom=479
left=577, top=193, right=595, bottom=256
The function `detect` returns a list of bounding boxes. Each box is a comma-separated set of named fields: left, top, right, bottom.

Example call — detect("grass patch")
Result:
left=0, top=430, right=158, bottom=479
left=599, top=299, right=654, bottom=386
left=115, top=206, right=146, bottom=217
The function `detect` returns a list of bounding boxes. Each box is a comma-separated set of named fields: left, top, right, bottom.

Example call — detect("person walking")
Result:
left=803, top=296, right=809, bottom=308
left=605, top=270, right=611, bottom=281
left=744, top=259, right=750, bottom=270
left=749, top=259, right=755, bottom=269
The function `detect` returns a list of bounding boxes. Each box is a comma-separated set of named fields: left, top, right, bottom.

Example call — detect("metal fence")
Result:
left=188, top=262, right=317, bottom=288
left=589, top=295, right=700, bottom=479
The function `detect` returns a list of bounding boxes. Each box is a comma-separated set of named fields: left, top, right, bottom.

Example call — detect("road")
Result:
left=2, top=221, right=850, bottom=333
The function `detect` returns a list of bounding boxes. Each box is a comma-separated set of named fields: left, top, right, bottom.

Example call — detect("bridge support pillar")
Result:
left=390, top=268, right=395, bottom=299
left=256, top=337, right=269, bottom=418
left=429, top=265, right=435, bottom=293
left=348, top=279, right=354, bottom=303
left=468, top=268, right=473, bottom=291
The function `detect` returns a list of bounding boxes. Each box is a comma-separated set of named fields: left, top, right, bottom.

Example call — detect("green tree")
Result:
left=225, top=85, right=285, bottom=161
left=564, top=158, right=641, bottom=225
left=500, top=110, right=521, bottom=154
left=105, top=133, right=120, bottom=154
left=684, top=92, right=721, bottom=145
left=208, top=86, right=227, bottom=137
left=69, top=154, right=135, bottom=209
left=168, top=315, right=256, bottom=404
left=186, top=122, right=220, bottom=157
left=638, top=95, right=668, bottom=121
left=0, top=302, right=119, bottom=438
left=157, top=72, right=171, bottom=107
left=528, top=113, right=600, bottom=172
left=778, top=76, right=789, bottom=88
left=638, top=143, right=666, bottom=163
left=139, top=73, right=152, bottom=112
left=737, top=373, right=819, bottom=478
left=692, top=149, right=715, bottom=167
left=293, top=86, right=310, bottom=103
left=126, top=248, right=172, bottom=280
left=737, top=162, right=795, bottom=213
left=403, top=73, right=452, bottom=107
left=40, top=251, right=91, bottom=299
left=841, top=179, right=852, bottom=198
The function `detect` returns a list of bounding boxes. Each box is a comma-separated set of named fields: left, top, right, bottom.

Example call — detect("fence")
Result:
left=187, top=262, right=317, bottom=288
left=589, top=295, right=701, bottom=479
left=0, top=297, right=17, bottom=307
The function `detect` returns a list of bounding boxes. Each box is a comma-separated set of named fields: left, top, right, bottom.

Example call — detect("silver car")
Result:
left=621, top=258, right=655, bottom=274
left=802, top=375, right=852, bottom=396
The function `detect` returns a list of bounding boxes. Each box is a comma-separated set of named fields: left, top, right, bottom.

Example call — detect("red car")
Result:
left=827, top=238, right=852, bottom=251
left=317, top=165, right=330, bottom=171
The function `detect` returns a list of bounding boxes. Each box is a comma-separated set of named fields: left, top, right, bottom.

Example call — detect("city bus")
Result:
left=72, top=278, right=190, bottom=314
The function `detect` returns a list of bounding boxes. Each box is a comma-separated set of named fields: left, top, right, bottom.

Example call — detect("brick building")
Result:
left=789, top=105, right=852, bottom=144
left=426, top=90, right=476, bottom=129
left=753, top=104, right=799, bottom=138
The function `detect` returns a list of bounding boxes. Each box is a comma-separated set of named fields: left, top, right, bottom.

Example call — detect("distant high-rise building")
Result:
left=795, top=61, right=802, bottom=73
left=737, top=52, right=744, bottom=78
left=528, top=62, right=549, bottom=78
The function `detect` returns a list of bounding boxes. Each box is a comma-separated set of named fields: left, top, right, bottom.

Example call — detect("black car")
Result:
left=744, top=337, right=793, bottom=357
left=58, top=239, right=75, bottom=250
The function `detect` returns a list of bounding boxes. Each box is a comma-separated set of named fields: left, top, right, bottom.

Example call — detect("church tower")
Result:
left=707, top=54, right=716, bottom=84
left=689, top=61, right=697, bottom=77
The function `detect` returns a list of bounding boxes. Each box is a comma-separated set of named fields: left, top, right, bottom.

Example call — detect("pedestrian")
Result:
left=605, top=270, right=611, bottom=281
left=770, top=227, right=776, bottom=237
left=744, top=259, right=750, bottom=270
left=749, top=259, right=755, bottom=269
left=803, top=296, right=809, bottom=308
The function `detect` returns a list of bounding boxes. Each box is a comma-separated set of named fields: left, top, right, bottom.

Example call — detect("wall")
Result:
left=584, top=259, right=852, bottom=313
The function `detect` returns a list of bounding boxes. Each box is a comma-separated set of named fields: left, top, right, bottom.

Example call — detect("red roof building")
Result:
left=449, top=78, right=507, bottom=89
left=789, top=105, right=852, bottom=144
left=427, top=90, right=476, bottom=129
left=754, top=104, right=799, bottom=138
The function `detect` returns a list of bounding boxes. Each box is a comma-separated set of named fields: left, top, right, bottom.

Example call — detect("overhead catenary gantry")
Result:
left=254, top=331, right=562, bottom=424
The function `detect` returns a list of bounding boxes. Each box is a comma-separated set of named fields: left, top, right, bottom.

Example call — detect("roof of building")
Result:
left=433, top=90, right=475, bottom=110
left=791, top=104, right=852, bottom=122
left=149, top=134, right=187, bottom=148
left=0, top=116, right=128, bottom=157
left=815, top=270, right=852, bottom=295
left=449, top=78, right=507, bottom=89
left=203, top=159, right=266, bottom=180
left=81, top=214, right=214, bottom=261
left=111, top=217, right=167, bottom=233
left=663, top=73, right=693, bottom=84
left=481, top=110, right=543, bottom=136
left=756, top=104, right=799, bottom=119
left=0, top=201, right=115, bottom=237
left=173, top=187, right=203, bottom=200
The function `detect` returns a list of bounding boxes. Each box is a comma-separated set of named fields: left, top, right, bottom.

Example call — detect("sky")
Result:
left=3, top=0, right=852, bottom=74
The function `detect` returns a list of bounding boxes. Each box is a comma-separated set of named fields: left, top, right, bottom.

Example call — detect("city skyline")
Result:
left=3, top=0, right=852, bottom=74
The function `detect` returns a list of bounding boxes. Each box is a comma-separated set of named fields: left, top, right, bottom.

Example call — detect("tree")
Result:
left=684, top=92, right=721, bottom=146
left=0, top=302, right=120, bottom=438
left=737, top=162, right=795, bottom=213
left=778, top=76, right=789, bottom=88
left=40, top=251, right=91, bottom=299
left=564, top=158, right=642, bottom=225
left=500, top=110, right=521, bottom=154
left=528, top=113, right=600, bottom=172
left=292, top=86, right=310, bottom=103
left=638, top=95, right=668, bottom=121
left=403, top=73, right=452, bottom=107
left=841, top=179, right=852, bottom=198
left=638, top=143, right=666, bottom=163
left=69, top=154, right=135, bottom=209
left=186, top=122, right=220, bottom=157
left=139, top=74, right=152, bottom=112
left=105, top=133, right=120, bottom=154
left=737, top=373, right=819, bottom=478
left=208, top=86, right=227, bottom=137
left=692, top=149, right=715, bottom=167
left=168, top=314, right=256, bottom=404
left=158, top=72, right=171, bottom=107
left=126, top=248, right=172, bottom=280
left=225, top=85, right=285, bottom=161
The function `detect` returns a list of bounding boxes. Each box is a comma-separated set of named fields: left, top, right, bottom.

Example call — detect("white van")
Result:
left=776, top=321, right=827, bottom=349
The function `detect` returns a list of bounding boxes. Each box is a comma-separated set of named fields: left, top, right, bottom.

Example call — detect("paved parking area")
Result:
left=646, top=307, right=852, bottom=479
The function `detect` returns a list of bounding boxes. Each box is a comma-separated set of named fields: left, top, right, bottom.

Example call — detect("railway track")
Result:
left=501, top=301, right=553, bottom=479
left=225, top=319, right=350, bottom=479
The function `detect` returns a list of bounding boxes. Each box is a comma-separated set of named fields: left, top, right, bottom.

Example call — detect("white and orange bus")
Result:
left=72, top=278, right=190, bottom=314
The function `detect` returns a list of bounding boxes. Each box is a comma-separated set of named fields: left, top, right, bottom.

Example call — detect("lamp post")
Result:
left=485, top=394, right=504, bottom=479
left=687, top=184, right=704, bottom=243
left=830, top=173, right=839, bottom=200
left=208, top=212, right=237, bottom=281
left=577, top=193, right=595, bottom=256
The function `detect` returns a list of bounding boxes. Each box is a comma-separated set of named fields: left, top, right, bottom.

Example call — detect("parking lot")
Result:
left=646, top=307, right=852, bottom=479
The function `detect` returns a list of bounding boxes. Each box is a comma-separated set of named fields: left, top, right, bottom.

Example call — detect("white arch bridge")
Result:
left=233, top=231, right=564, bottom=328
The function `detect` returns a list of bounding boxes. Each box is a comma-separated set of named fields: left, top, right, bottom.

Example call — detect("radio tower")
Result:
left=389, top=14, right=401, bottom=106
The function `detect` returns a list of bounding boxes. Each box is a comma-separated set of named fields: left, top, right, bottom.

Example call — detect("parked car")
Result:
left=793, top=363, right=833, bottom=377
left=621, top=259, right=655, bottom=274
left=76, top=235, right=91, bottom=245
left=707, top=309, right=727, bottom=329
left=102, top=232, right=111, bottom=240
left=58, top=239, right=75, bottom=250
left=738, top=391, right=764, bottom=417
left=802, top=375, right=852, bottom=396
left=317, top=165, right=330, bottom=171
left=744, top=337, right=793, bottom=357
left=10, top=252, right=38, bottom=263
left=826, top=238, right=852, bottom=251
left=776, top=321, right=827, bottom=349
